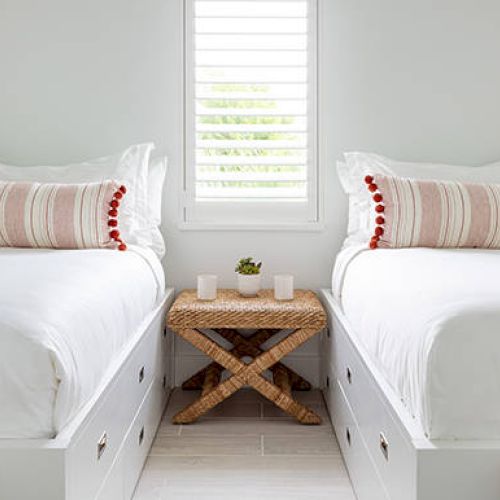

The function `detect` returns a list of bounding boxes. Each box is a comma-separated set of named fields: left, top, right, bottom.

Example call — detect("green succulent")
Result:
left=235, top=257, right=262, bottom=275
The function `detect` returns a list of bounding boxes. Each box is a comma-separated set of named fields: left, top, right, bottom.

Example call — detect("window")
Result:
left=183, top=0, right=319, bottom=228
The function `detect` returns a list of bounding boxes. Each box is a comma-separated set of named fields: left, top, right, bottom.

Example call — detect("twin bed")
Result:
left=0, top=144, right=174, bottom=500
left=0, top=246, right=173, bottom=499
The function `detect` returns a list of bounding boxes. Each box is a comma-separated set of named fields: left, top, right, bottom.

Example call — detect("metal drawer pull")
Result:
left=138, top=426, right=145, bottom=446
left=346, top=367, right=352, bottom=384
left=162, top=375, right=167, bottom=388
left=97, top=432, right=108, bottom=460
left=379, top=432, right=389, bottom=460
left=139, top=366, right=145, bottom=383
left=346, top=427, right=351, bottom=446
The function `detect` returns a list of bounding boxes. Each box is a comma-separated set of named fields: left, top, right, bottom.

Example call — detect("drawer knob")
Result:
left=97, top=432, right=108, bottom=461
left=346, top=427, right=351, bottom=446
left=346, top=367, right=352, bottom=384
left=139, top=426, right=145, bottom=446
left=139, top=366, right=145, bottom=383
left=379, top=432, right=389, bottom=460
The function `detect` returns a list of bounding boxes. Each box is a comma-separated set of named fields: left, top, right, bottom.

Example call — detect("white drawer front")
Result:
left=328, top=372, right=388, bottom=500
left=124, top=379, right=167, bottom=499
left=331, top=318, right=416, bottom=500
left=67, top=314, right=168, bottom=500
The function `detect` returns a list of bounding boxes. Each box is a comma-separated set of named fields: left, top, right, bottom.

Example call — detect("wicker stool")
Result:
left=167, top=289, right=326, bottom=425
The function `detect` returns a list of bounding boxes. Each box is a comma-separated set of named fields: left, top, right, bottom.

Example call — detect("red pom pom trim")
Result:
left=106, top=183, right=128, bottom=251
left=364, top=175, right=386, bottom=250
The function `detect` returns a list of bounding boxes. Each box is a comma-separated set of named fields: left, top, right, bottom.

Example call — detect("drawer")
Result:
left=67, top=316, right=167, bottom=500
left=124, top=378, right=167, bottom=499
left=329, top=376, right=388, bottom=500
left=331, top=318, right=416, bottom=500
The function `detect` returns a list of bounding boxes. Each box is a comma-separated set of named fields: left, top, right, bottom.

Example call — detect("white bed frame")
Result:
left=320, top=289, right=500, bottom=500
left=0, top=288, right=175, bottom=500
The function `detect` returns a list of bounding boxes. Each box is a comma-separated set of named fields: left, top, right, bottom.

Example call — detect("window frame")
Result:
left=181, top=0, right=321, bottom=231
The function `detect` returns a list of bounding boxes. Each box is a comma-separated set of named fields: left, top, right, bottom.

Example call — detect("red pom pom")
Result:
left=376, top=216, right=385, bottom=225
left=114, top=191, right=123, bottom=200
left=368, top=183, right=378, bottom=193
left=119, top=185, right=127, bottom=194
left=364, top=175, right=374, bottom=185
left=109, top=230, right=120, bottom=240
left=108, top=209, right=118, bottom=217
left=374, top=226, right=384, bottom=237
left=118, top=243, right=127, bottom=251
left=375, top=204, right=385, bottom=213
left=369, top=240, right=378, bottom=249
left=110, top=199, right=120, bottom=208
left=373, top=193, right=383, bottom=203
left=108, top=219, right=118, bottom=227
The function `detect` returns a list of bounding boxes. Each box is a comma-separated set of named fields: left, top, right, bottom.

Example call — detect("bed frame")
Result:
left=0, top=288, right=175, bottom=500
left=319, top=289, right=500, bottom=500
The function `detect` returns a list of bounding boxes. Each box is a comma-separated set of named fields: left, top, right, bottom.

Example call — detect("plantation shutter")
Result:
left=184, top=0, right=318, bottom=226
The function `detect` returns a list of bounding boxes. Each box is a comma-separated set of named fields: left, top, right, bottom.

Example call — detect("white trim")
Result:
left=181, top=0, right=321, bottom=229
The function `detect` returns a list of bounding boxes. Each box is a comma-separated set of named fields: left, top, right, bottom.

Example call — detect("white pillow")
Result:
left=0, top=143, right=154, bottom=251
left=338, top=152, right=500, bottom=247
left=147, top=156, right=168, bottom=258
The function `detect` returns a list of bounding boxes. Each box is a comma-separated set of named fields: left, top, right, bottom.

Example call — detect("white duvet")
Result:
left=0, top=247, right=164, bottom=439
left=334, top=246, right=500, bottom=440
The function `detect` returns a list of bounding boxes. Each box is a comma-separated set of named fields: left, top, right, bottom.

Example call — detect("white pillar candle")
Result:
left=197, top=274, right=217, bottom=300
left=274, top=274, right=294, bottom=301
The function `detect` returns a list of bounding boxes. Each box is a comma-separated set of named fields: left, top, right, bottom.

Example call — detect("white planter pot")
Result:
left=237, top=274, right=261, bottom=297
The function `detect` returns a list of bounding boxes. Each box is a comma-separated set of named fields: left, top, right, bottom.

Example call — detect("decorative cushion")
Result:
left=0, top=180, right=127, bottom=250
left=365, top=174, right=500, bottom=249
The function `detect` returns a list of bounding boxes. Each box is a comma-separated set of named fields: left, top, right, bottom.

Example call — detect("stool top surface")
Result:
left=167, top=289, right=326, bottom=330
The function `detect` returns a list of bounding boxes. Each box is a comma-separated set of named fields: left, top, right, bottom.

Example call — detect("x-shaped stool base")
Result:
left=172, top=327, right=321, bottom=425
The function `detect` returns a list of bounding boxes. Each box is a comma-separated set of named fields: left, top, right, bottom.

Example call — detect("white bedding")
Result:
left=0, top=246, right=164, bottom=439
left=333, top=246, right=500, bottom=439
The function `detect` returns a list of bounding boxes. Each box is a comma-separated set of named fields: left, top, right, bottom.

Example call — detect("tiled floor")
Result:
left=133, top=388, right=356, bottom=500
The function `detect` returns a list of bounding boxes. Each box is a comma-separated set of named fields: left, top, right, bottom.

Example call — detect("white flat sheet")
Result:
left=333, top=246, right=500, bottom=439
left=0, top=246, right=164, bottom=438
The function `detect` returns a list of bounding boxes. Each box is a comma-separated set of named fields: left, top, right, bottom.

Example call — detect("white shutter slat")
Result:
left=196, top=155, right=306, bottom=166
left=196, top=140, right=307, bottom=148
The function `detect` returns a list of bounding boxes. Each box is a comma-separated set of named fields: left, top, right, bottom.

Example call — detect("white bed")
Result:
left=0, top=245, right=164, bottom=439
left=333, top=245, right=500, bottom=440
left=0, top=246, right=174, bottom=500
left=321, top=246, right=500, bottom=500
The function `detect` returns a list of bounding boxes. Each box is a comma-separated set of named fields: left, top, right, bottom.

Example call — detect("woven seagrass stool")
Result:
left=167, top=289, right=326, bottom=425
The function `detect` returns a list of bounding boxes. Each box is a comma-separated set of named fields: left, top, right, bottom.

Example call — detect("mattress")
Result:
left=333, top=245, right=500, bottom=440
left=0, top=246, right=164, bottom=439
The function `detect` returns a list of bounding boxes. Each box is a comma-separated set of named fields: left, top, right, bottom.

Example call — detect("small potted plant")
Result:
left=235, top=257, right=262, bottom=297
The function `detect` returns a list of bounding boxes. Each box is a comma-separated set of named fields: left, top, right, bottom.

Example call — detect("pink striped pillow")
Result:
left=0, top=180, right=128, bottom=251
left=365, top=174, right=500, bottom=250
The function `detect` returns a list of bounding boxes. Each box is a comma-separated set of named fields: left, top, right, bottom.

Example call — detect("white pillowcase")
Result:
left=338, top=152, right=500, bottom=247
left=147, top=156, right=168, bottom=258
left=0, top=143, right=158, bottom=252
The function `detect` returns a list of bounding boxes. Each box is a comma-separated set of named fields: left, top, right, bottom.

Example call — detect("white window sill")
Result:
left=178, top=220, right=325, bottom=232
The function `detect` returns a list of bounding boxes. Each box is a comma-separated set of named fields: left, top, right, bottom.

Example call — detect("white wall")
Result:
left=1, top=0, right=500, bottom=292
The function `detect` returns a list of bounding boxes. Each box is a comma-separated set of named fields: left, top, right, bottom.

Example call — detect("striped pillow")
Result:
left=365, top=174, right=500, bottom=249
left=0, top=180, right=128, bottom=251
